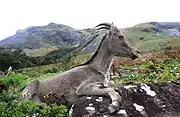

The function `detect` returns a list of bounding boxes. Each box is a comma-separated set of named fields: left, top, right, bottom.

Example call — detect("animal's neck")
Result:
left=89, top=40, right=114, bottom=75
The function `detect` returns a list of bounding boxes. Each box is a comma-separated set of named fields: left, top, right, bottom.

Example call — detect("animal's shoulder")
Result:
left=40, top=66, right=91, bottom=82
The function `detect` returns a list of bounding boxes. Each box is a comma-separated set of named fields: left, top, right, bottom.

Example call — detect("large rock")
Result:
left=71, top=79, right=180, bottom=117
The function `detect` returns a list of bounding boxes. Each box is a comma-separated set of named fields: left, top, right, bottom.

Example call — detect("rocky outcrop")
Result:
left=71, top=79, right=180, bottom=117
left=0, top=23, right=88, bottom=49
left=139, top=22, right=180, bottom=37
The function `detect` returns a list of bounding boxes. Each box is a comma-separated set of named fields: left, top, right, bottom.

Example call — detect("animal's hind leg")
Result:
left=20, top=80, right=41, bottom=103
left=76, top=82, right=122, bottom=113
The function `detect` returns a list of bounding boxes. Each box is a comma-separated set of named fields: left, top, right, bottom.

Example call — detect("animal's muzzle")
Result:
left=131, top=49, right=140, bottom=60
left=131, top=54, right=139, bottom=60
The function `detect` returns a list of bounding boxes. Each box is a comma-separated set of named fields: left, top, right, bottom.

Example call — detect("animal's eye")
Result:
left=119, top=35, right=124, bottom=39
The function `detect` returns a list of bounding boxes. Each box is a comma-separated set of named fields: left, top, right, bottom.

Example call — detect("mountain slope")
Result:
left=0, top=23, right=87, bottom=49
left=124, top=22, right=180, bottom=52
left=0, top=22, right=180, bottom=56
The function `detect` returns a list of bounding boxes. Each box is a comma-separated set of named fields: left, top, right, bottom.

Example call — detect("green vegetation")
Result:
left=0, top=52, right=91, bottom=116
left=0, top=22, right=180, bottom=116
left=24, top=46, right=58, bottom=57
left=124, top=27, right=180, bottom=53
left=114, top=59, right=180, bottom=84
left=0, top=74, right=69, bottom=117
left=0, top=47, right=76, bottom=71
left=14, top=53, right=91, bottom=78
left=0, top=46, right=179, bottom=116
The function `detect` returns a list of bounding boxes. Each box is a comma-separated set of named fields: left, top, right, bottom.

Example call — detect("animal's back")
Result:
left=37, top=65, right=95, bottom=105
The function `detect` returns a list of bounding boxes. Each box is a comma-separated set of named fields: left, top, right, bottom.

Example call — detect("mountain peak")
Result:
left=0, top=23, right=87, bottom=50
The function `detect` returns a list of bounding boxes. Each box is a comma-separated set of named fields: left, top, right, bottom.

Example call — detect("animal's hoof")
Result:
left=108, top=101, right=119, bottom=113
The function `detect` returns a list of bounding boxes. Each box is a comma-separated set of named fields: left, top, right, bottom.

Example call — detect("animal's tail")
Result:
left=19, top=80, right=40, bottom=101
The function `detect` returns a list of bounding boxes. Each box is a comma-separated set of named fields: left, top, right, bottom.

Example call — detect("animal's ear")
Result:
left=108, top=22, right=115, bottom=38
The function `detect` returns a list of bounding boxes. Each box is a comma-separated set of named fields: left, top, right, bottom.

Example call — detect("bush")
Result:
left=0, top=101, right=68, bottom=117
left=43, top=66, right=60, bottom=74
left=0, top=101, right=38, bottom=117
left=0, top=74, right=69, bottom=117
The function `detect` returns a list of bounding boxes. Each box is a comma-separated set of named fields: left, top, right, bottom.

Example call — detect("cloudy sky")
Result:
left=0, top=0, right=180, bottom=40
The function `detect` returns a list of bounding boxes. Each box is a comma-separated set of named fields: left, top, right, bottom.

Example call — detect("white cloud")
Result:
left=0, top=0, right=180, bottom=40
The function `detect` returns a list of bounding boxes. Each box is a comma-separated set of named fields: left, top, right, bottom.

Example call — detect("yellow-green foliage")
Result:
left=24, top=46, right=58, bottom=57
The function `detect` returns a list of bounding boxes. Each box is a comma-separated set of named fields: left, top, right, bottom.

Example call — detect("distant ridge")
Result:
left=0, top=22, right=180, bottom=56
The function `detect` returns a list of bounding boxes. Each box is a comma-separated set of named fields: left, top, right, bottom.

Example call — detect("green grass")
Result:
left=14, top=53, right=91, bottom=79
left=0, top=74, right=69, bottom=117
left=24, top=46, right=58, bottom=57
left=124, top=27, right=180, bottom=53
left=114, top=59, right=180, bottom=84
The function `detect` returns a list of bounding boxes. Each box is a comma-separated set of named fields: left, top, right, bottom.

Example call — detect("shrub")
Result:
left=0, top=74, right=69, bottom=117
left=0, top=101, right=68, bottom=117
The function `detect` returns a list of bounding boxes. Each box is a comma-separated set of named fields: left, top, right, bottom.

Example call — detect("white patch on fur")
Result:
left=86, top=97, right=92, bottom=100
left=69, top=104, right=74, bottom=116
left=141, top=84, right=156, bottom=97
left=117, top=109, right=127, bottom=115
left=96, top=97, right=103, bottom=102
left=133, top=103, right=144, bottom=112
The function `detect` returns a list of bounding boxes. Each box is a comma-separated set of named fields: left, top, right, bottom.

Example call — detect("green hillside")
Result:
left=0, top=22, right=180, bottom=57
left=124, top=26, right=180, bottom=53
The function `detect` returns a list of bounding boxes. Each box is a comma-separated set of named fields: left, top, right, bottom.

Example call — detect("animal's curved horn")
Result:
left=95, top=26, right=110, bottom=30
left=95, top=23, right=112, bottom=31
left=95, top=23, right=111, bottom=28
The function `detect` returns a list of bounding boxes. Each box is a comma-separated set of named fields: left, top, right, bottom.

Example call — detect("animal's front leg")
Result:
left=106, top=72, right=116, bottom=88
left=76, top=82, right=122, bottom=113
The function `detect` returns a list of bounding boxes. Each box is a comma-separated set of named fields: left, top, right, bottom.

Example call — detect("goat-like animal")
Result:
left=20, top=22, right=140, bottom=113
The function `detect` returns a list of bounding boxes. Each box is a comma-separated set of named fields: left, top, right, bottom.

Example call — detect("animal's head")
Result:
left=95, top=22, right=140, bottom=60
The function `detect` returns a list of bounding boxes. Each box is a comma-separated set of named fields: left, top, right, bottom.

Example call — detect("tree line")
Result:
left=0, top=47, right=76, bottom=71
